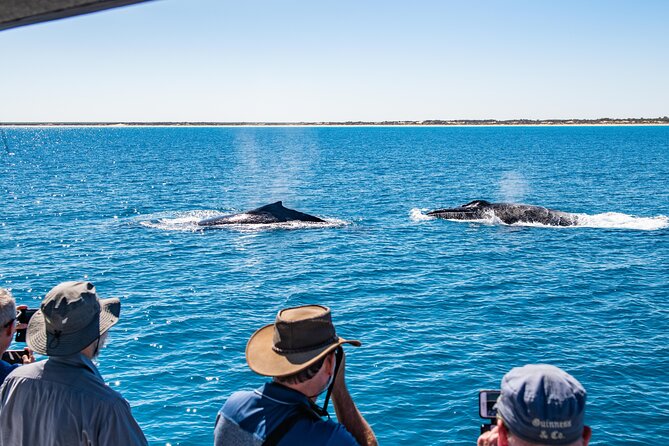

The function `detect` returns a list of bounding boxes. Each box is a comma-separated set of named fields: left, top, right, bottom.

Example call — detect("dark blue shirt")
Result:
left=0, top=360, right=18, bottom=385
left=214, top=382, right=359, bottom=445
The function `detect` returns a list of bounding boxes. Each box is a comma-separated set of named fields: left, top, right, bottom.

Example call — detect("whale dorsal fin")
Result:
left=251, top=201, right=284, bottom=213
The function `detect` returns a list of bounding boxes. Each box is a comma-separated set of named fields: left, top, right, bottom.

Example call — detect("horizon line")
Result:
left=1, top=117, right=669, bottom=127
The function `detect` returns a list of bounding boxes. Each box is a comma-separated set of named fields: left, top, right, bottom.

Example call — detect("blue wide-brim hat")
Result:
left=27, top=281, right=120, bottom=356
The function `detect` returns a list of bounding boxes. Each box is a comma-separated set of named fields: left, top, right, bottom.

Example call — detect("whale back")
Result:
left=198, top=201, right=325, bottom=226
left=462, top=200, right=491, bottom=208
left=481, top=203, right=579, bottom=226
left=248, top=201, right=325, bottom=223
left=428, top=200, right=579, bottom=226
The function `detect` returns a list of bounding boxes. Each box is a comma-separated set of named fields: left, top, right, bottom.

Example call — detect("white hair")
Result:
left=0, top=289, right=16, bottom=326
left=85, top=330, right=110, bottom=358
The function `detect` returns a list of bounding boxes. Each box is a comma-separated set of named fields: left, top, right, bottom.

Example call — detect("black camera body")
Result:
left=479, top=390, right=501, bottom=434
left=1, top=348, right=29, bottom=365
left=14, top=306, right=37, bottom=343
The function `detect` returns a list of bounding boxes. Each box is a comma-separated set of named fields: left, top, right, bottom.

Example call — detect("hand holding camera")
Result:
left=479, top=390, right=500, bottom=434
left=1, top=348, right=34, bottom=365
left=478, top=390, right=501, bottom=445
left=14, top=305, right=37, bottom=343
left=1, top=305, right=38, bottom=364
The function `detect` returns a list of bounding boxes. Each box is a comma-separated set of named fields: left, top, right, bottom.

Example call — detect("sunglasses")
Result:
left=2, top=318, right=16, bottom=329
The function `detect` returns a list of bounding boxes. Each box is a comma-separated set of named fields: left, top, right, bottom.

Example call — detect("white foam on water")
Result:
left=500, top=212, right=668, bottom=230
left=139, top=210, right=217, bottom=231
left=573, top=212, right=669, bottom=231
left=216, top=218, right=349, bottom=232
left=139, top=210, right=348, bottom=232
left=410, top=208, right=433, bottom=221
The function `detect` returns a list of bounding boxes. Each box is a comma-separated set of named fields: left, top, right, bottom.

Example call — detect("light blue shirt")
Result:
left=0, top=353, right=147, bottom=446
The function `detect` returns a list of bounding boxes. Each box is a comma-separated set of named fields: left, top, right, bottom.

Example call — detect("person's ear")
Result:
left=323, top=352, right=335, bottom=375
left=582, top=426, right=592, bottom=445
left=497, top=420, right=509, bottom=446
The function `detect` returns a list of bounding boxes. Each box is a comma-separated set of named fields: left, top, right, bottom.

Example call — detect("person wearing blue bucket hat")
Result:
left=478, top=364, right=591, bottom=446
left=0, top=281, right=147, bottom=446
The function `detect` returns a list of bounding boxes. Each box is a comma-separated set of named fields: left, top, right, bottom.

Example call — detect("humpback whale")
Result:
left=427, top=200, right=579, bottom=226
left=197, top=201, right=326, bottom=226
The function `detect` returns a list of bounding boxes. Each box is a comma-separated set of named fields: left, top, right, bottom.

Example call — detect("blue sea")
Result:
left=1, top=126, right=668, bottom=445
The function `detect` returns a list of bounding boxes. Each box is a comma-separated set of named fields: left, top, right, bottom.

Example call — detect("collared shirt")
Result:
left=214, top=382, right=359, bottom=446
left=0, top=353, right=147, bottom=446
left=0, top=360, right=18, bottom=385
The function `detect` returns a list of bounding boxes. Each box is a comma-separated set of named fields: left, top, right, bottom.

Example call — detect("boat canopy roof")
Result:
left=0, top=0, right=151, bottom=31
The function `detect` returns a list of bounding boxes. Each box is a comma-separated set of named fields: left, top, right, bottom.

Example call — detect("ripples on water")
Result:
left=1, top=126, right=668, bottom=445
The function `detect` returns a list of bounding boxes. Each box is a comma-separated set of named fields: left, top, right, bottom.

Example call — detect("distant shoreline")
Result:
left=1, top=118, right=668, bottom=127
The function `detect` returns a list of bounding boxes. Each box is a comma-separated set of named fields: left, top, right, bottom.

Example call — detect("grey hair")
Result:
left=274, top=354, right=329, bottom=385
left=0, top=289, right=16, bottom=326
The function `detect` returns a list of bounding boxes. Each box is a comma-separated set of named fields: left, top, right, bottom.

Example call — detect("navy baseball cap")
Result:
left=494, top=364, right=586, bottom=445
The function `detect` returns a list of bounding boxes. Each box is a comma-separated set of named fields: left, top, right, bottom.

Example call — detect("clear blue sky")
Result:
left=1, top=0, right=667, bottom=122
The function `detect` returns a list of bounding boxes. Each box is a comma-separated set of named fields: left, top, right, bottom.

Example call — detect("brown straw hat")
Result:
left=27, top=281, right=120, bottom=356
left=246, top=305, right=361, bottom=377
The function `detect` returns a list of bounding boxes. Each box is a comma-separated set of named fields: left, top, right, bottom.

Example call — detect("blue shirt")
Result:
left=214, top=382, right=359, bottom=446
left=0, top=360, right=18, bottom=385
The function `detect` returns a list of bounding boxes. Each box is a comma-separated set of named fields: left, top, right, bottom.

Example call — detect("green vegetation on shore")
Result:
left=1, top=117, right=668, bottom=126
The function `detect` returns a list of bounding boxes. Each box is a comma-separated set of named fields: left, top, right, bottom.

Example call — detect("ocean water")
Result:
left=1, top=126, right=668, bottom=445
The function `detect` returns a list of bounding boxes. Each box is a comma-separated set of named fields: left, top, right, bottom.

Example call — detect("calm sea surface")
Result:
left=1, top=126, right=668, bottom=445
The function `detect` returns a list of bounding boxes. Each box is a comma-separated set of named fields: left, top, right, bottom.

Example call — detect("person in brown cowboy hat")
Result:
left=214, top=304, right=378, bottom=446
left=0, top=281, right=147, bottom=446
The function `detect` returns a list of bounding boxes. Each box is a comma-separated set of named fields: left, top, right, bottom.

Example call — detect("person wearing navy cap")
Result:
left=478, top=364, right=591, bottom=446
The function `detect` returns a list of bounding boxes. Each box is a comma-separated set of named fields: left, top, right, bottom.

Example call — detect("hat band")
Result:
left=272, top=336, right=339, bottom=354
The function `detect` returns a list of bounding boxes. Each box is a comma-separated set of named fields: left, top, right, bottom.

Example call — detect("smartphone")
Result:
left=1, top=349, right=29, bottom=365
left=479, top=390, right=501, bottom=419
left=15, top=307, right=37, bottom=343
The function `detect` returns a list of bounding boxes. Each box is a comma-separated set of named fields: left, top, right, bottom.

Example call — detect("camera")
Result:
left=1, top=348, right=29, bottom=365
left=14, top=306, right=38, bottom=343
left=479, top=390, right=501, bottom=434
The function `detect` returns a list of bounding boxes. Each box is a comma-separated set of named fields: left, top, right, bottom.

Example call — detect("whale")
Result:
left=427, top=200, right=580, bottom=226
left=197, top=201, right=326, bottom=226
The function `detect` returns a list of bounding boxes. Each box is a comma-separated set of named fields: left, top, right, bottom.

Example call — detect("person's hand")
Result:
left=477, top=426, right=499, bottom=446
left=21, top=348, right=34, bottom=364
left=15, top=305, right=28, bottom=331
left=333, top=348, right=347, bottom=391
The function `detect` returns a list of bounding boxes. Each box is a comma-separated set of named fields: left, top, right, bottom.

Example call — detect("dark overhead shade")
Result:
left=0, top=0, right=153, bottom=32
